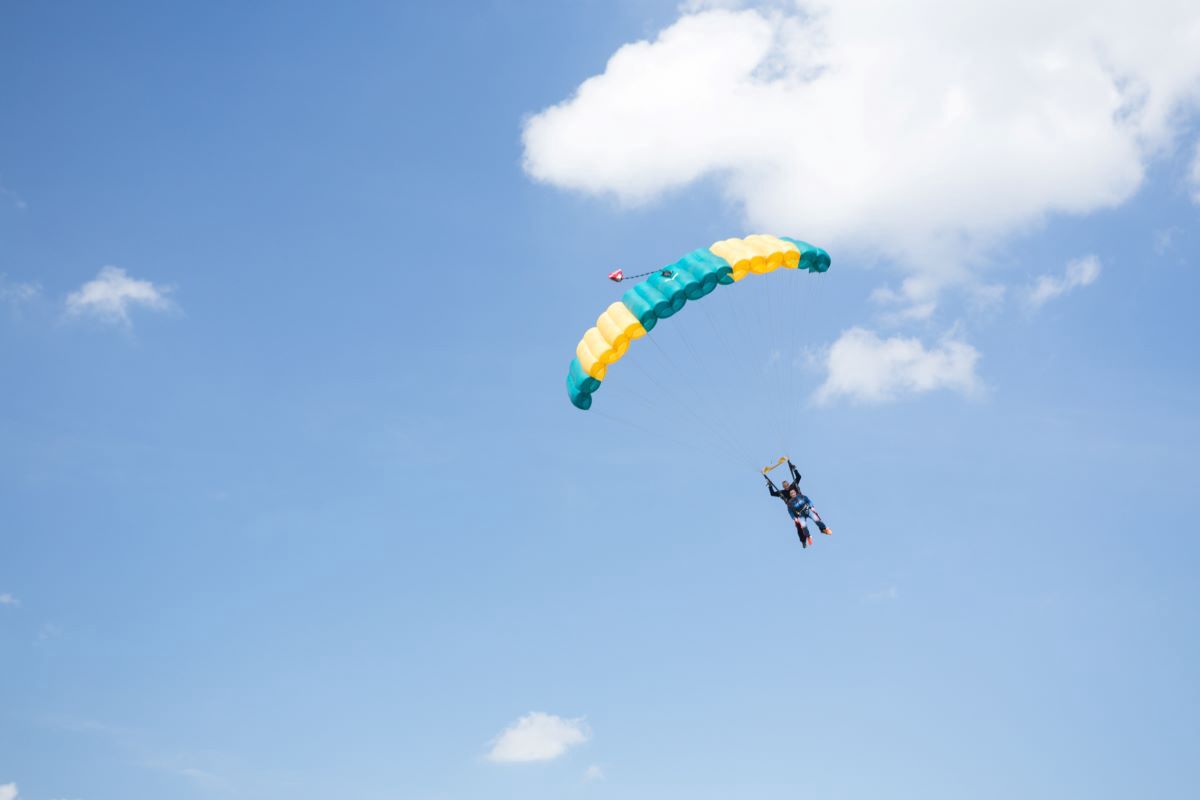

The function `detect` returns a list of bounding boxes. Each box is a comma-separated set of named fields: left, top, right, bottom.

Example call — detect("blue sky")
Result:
left=2, top=2, right=1199, bottom=798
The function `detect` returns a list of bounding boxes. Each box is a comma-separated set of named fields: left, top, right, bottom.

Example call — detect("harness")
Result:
left=788, top=496, right=812, bottom=518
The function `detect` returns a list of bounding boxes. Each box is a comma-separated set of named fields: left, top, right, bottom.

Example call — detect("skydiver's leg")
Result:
left=809, top=507, right=831, bottom=535
left=794, top=519, right=810, bottom=547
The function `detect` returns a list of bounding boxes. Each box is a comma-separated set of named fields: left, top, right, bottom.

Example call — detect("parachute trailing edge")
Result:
left=566, top=234, right=830, bottom=410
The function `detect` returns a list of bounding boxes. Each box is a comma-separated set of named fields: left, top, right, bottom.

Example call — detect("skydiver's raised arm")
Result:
left=765, top=474, right=781, bottom=496
left=788, top=461, right=802, bottom=484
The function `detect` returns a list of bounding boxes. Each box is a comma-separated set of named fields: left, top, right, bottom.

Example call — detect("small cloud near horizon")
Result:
left=486, top=712, right=590, bottom=763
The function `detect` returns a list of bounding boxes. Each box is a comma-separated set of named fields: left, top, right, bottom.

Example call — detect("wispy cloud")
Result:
left=0, top=275, right=39, bottom=305
left=36, top=623, right=62, bottom=643
left=486, top=712, right=590, bottom=763
left=1188, top=137, right=1200, bottom=204
left=863, top=586, right=899, bottom=603
left=65, top=266, right=173, bottom=325
left=42, top=715, right=132, bottom=738
left=967, top=283, right=1007, bottom=315
left=815, top=327, right=980, bottom=405
left=45, top=715, right=240, bottom=791
left=0, top=782, right=18, bottom=800
left=1153, top=227, right=1179, bottom=256
left=1026, top=255, right=1101, bottom=308
left=584, top=764, right=605, bottom=782
left=0, top=593, right=19, bottom=607
left=153, top=763, right=227, bottom=791
left=870, top=280, right=939, bottom=323
left=0, top=182, right=26, bottom=211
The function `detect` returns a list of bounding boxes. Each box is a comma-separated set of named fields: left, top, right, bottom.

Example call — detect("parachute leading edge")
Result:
left=566, top=234, right=830, bottom=410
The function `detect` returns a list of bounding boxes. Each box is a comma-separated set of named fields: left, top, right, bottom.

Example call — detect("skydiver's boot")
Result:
left=820, top=524, right=832, bottom=535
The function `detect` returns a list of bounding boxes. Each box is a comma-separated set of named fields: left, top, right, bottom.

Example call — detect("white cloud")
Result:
left=486, top=712, right=590, bottom=763
left=1027, top=255, right=1101, bottom=308
left=815, top=327, right=980, bottom=404
left=66, top=266, right=173, bottom=325
left=584, top=764, right=605, bottom=782
left=523, top=2, right=1200, bottom=311
left=0, top=782, right=18, bottom=800
left=0, top=593, right=19, bottom=607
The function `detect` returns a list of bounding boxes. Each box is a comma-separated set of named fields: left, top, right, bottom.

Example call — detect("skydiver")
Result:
left=765, top=460, right=831, bottom=548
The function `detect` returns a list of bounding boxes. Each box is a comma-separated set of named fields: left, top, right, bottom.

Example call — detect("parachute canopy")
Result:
left=567, top=234, right=830, bottom=410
